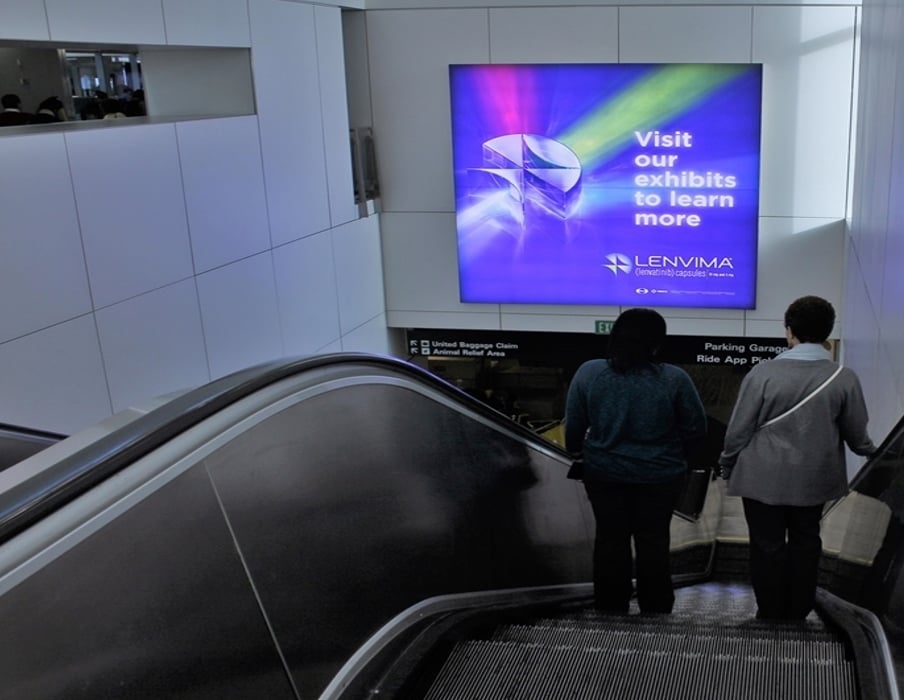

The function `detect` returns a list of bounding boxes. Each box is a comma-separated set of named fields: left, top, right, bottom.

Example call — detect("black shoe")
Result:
left=593, top=603, right=629, bottom=615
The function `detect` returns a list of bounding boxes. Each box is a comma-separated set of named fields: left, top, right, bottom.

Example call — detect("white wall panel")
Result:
left=367, top=0, right=854, bottom=7
left=501, top=303, right=620, bottom=320
left=0, top=134, right=92, bottom=343
left=387, top=310, right=501, bottom=330
left=500, top=315, right=607, bottom=333
left=660, top=307, right=746, bottom=323
left=841, top=258, right=886, bottom=437
left=141, top=48, right=256, bottom=118
left=659, top=316, right=746, bottom=337
left=744, top=318, right=792, bottom=338
left=45, top=0, right=167, bottom=44
left=332, top=216, right=385, bottom=335
left=66, top=124, right=194, bottom=308
left=880, top=131, right=904, bottom=396
left=382, top=212, right=492, bottom=315
left=176, top=116, right=270, bottom=272
left=848, top=67, right=893, bottom=311
left=749, top=217, right=845, bottom=324
left=620, top=7, right=753, bottom=62
left=842, top=245, right=878, bottom=362
left=315, top=5, right=359, bottom=228
left=95, top=280, right=209, bottom=413
left=842, top=0, right=904, bottom=437
left=343, top=11, right=373, bottom=129
left=0, top=0, right=50, bottom=40
left=367, top=9, right=489, bottom=213
left=196, top=252, right=283, bottom=379
left=162, top=0, right=251, bottom=47
left=878, top=27, right=904, bottom=402
left=847, top=0, right=895, bottom=309
left=250, top=0, right=331, bottom=245
left=0, top=317, right=111, bottom=434
left=319, top=0, right=364, bottom=7
left=489, top=7, right=618, bottom=63
left=499, top=304, right=744, bottom=330
left=273, top=233, right=341, bottom=357
left=340, top=314, right=393, bottom=354
left=754, top=6, right=856, bottom=219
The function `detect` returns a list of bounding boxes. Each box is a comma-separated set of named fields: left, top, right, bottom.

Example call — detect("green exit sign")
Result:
left=594, top=320, right=615, bottom=334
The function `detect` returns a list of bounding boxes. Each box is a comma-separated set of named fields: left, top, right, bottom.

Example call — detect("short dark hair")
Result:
left=784, top=295, right=835, bottom=343
left=38, top=96, right=63, bottom=111
left=1, top=94, right=21, bottom=109
left=608, top=308, right=667, bottom=373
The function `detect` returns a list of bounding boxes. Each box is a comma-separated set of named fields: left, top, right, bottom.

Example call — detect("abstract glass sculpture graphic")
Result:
left=474, top=134, right=583, bottom=218
left=604, top=253, right=633, bottom=275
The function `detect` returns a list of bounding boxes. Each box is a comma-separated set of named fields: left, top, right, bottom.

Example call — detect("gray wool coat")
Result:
left=719, top=353, right=876, bottom=506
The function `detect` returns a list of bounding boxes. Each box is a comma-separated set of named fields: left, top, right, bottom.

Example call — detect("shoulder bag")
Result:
left=760, top=365, right=843, bottom=429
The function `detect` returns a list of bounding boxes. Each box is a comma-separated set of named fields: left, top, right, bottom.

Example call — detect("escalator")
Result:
left=0, top=353, right=900, bottom=699
left=0, top=423, right=64, bottom=472
left=413, top=584, right=857, bottom=700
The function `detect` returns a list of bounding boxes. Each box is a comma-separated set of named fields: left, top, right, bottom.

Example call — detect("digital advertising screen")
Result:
left=449, top=63, right=763, bottom=308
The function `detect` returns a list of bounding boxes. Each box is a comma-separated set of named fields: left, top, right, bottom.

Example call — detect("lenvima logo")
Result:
left=604, top=253, right=632, bottom=275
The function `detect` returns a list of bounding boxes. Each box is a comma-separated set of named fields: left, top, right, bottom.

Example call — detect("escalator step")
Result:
left=423, top=638, right=858, bottom=700
left=491, top=623, right=848, bottom=662
left=530, top=615, right=837, bottom=641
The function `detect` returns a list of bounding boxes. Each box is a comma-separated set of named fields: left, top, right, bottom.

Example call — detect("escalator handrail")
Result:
left=0, top=423, right=67, bottom=443
left=822, top=412, right=904, bottom=521
left=816, top=588, right=901, bottom=700
left=0, top=352, right=569, bottom=545
left=847, top=412, right=904, bottom=492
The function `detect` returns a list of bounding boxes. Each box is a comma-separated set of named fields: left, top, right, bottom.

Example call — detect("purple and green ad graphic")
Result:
left=450, top=63, right=763, bottom=308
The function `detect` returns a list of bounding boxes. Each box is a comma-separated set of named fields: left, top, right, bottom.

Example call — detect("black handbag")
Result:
left=567, top=459, right=584, bottom=480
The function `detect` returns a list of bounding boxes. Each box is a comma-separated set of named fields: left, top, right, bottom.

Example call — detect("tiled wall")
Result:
left=844, top=0, right=904, bottom=442
left=0, top=0, right=389, bottom=434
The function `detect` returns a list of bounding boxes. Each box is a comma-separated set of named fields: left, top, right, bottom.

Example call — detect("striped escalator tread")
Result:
left=421, top=582, right=858, bottom=700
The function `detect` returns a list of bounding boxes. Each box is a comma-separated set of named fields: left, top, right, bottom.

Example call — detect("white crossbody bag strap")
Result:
left=761, top=365, right=844, bottom=429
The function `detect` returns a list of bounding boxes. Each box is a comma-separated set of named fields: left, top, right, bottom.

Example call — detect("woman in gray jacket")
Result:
left=719, top=295, right=876, bottom=620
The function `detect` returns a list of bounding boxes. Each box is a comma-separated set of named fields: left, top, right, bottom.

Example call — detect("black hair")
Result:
left=784, top=295, right=835, bottom=343
left=1, top=94, right=21, bottom=109
left=608, top=308, right=667, bottom=373
left=101, top=98, right=122, bottom=114
left=38, top=96, right=63, bottom=112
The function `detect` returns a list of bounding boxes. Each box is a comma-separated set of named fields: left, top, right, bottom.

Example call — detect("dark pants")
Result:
left=584, top=478, right=683, bottom=613
left=742, top=498, right=824, bottom=620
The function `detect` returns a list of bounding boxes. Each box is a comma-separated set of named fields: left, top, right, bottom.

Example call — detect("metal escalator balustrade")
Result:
left=0, top=423, right=64, bottom=473
left=1, top=351, right=900, bottom=698
left=0, top=353, right=601, bottom=699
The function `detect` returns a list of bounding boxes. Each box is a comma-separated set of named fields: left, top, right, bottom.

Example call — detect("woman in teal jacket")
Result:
left=566, top=308, right=707, bottom=613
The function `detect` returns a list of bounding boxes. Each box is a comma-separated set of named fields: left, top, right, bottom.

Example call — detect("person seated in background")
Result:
left=79, top=99, right=103, bottom=120
left=0, top=94, right=33, bottom=126
left=31, top=96, right=66, bottom=124
left=124, top=89, right=146, bottom=117
left=101, top=97, right=127, bottom=119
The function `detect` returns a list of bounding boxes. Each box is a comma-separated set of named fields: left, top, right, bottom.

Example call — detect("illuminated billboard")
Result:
left=450, top=63, right=763, bottom=308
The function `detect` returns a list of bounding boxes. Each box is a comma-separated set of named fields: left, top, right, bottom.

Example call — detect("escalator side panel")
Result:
left=0, top=464, right=295, bottom=700
left=0, top=363, right=718, bottom=699
left=204, top=383, right=594, bottom=697
left=0, top=427, right=63, bottom=473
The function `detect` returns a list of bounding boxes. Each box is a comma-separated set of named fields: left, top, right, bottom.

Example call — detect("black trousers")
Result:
left=742, top=497, right=824, bottom=620
left=584, top=478, right=683, bottom=613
